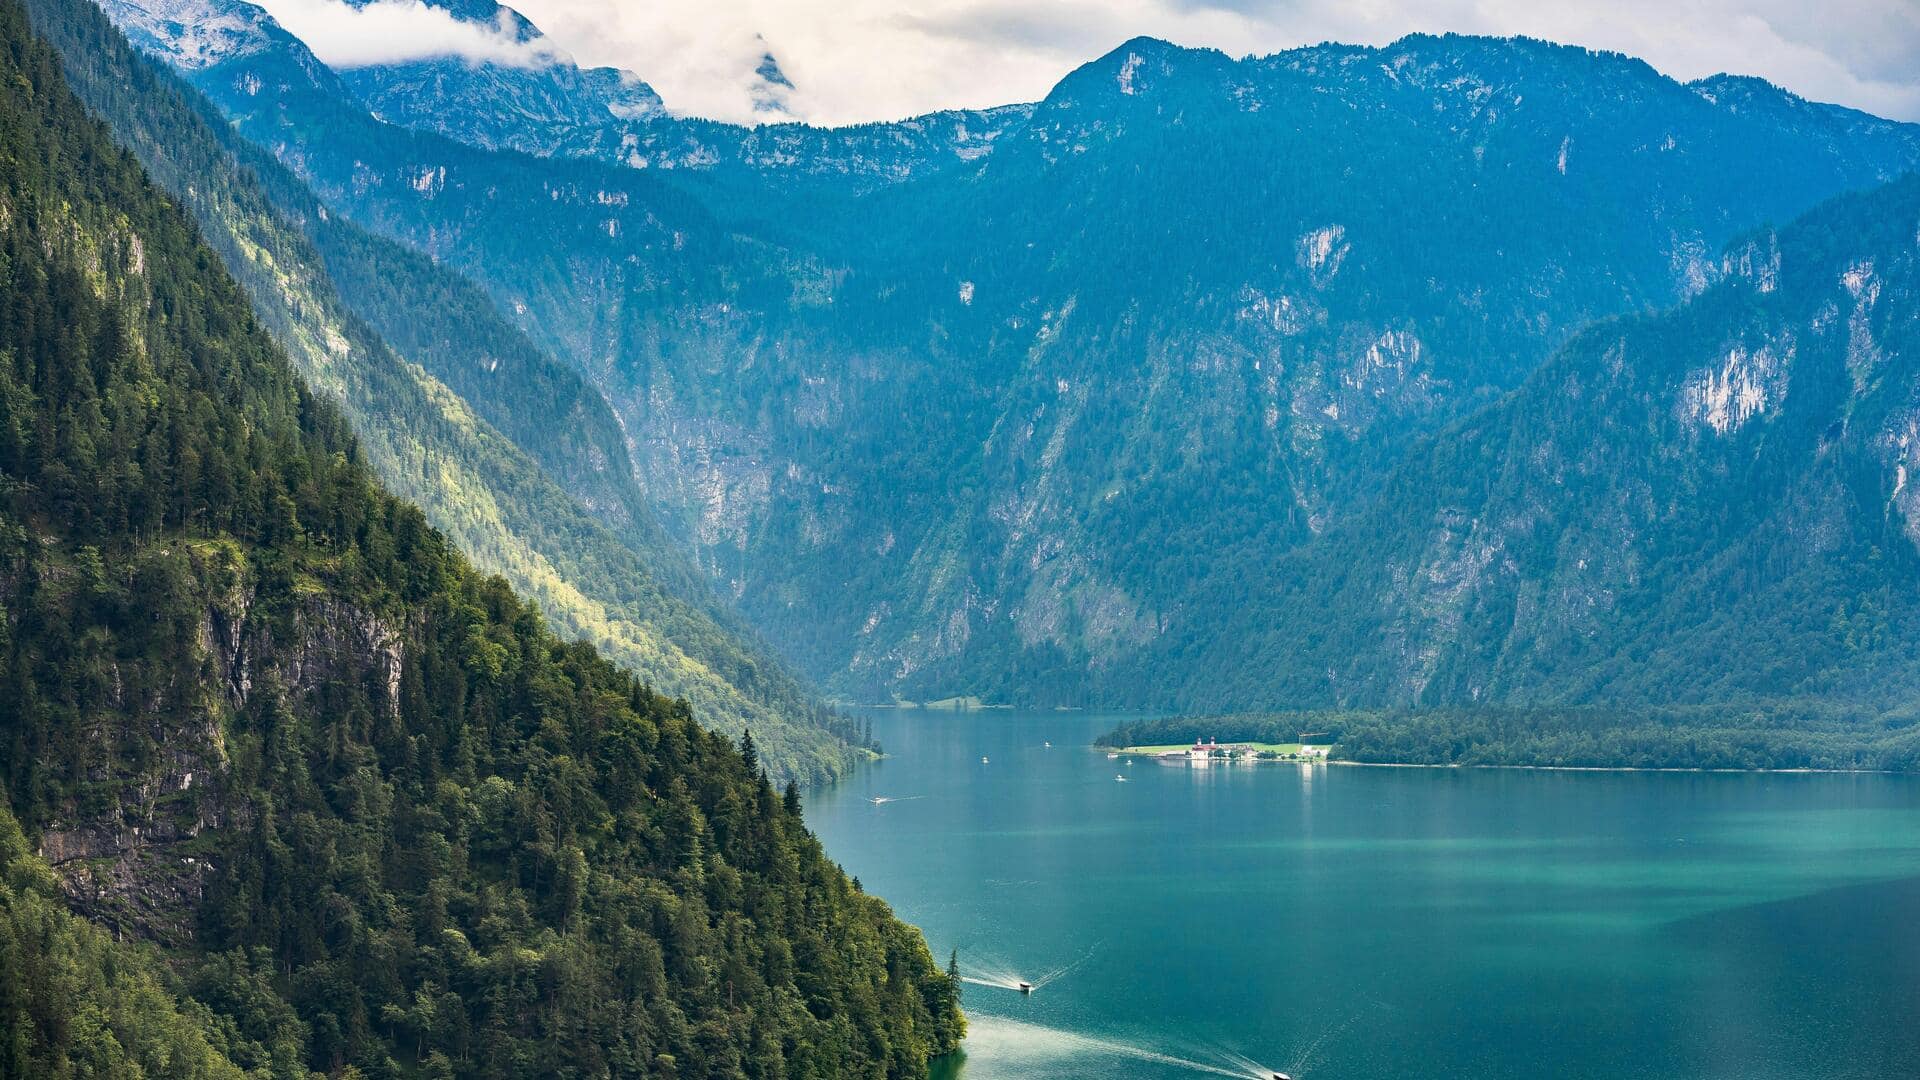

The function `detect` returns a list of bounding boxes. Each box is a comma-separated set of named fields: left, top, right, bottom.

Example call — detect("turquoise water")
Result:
left=805, top=710, right=1920, bottom=1079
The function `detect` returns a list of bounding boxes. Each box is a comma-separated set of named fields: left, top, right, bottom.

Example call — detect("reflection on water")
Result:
left=810, top=710, right=1920, bottom=1080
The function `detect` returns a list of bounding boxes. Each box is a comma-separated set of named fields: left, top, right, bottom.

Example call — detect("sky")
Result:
left=256, top=0, right=1920, bottom=128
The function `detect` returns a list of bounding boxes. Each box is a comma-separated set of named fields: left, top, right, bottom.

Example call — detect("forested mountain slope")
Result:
left=36, top=0, right=867, bottom=782
left=1179, top=175, right=1920, bottom=708
left=0, top=1, right=961, bottom=1073
left=105, top=0, right=1920, bottom=708
left=0, top=806, right=260, bottom=1078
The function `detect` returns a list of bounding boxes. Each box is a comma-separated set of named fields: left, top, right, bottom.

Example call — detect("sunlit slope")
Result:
left=41, top=0, right=867, bottom=780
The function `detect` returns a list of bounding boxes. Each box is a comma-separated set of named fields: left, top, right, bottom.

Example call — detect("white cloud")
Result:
left=266, top=0, right=1920, bottom=126
left=256, top=0, right=564, bottom=70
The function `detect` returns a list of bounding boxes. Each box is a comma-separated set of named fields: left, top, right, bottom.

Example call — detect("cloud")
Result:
left=268, top=0, right=1920, bottom=126
left=505, top=0, right=1270, bottom=124
left=256, top=0, right=564, bottom=69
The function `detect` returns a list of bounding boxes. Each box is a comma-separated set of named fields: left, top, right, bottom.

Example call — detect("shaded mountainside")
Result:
left=1179, top=176, right=1920, bottom=709
left=0, top=1, right=961, bottom=1074
left=104, top=0, right=1920, bottom=710
left=105, top=2, right=1920, bottom=714
left=37, top=0, right=869, bottom=783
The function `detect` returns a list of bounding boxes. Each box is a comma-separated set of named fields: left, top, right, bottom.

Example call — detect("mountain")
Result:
left=104, top=0, right=1920, bottom=709
left=1183, top=174, right=1920, bottom=708
left=335, top=0, right=669, bottom=151
left=0, top=0, right=962, bottom=1073
left=748, top=43, right=796, bottom=121
left=307, top=0, right=1030, bottom=185
left=39, top=0, right=869, bottom=782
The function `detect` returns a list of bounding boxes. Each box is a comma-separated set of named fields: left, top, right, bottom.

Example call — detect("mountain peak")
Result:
left=755, top=49, right=793, bottom=90
left=99, top=0, right=278, bottom=69
left=1690, top=72, right=1804, bottom=108
left=317, top=0, right=670, bottom=133
left=749, top=37, right=798, bottom=121
left=1107, top=34, right=1187, bottom=57
left=1044, top=36, right=1227, bottom=104
left=1097, top=34, right=1222, bottom=70
left=342, top=0, right=541, bottom=42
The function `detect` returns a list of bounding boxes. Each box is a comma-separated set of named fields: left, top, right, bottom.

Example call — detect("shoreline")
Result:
left=1326, top=760, right=1908, bottom=775
left=1087, top=746, right=1906, bottom=775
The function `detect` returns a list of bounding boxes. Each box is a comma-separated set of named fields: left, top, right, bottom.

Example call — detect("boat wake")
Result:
left=951, top=956, right=1380, bottom=1077
left=957, top=975, right=1022, bottom=990
left=866, top=795, right=925, bottom=805
left=956, top=950, right=1027, bottom=992
left=1272, top=997, right=1389, bottom=1076
left=1028, top=941, right=1101, bottom=990
left=957, top=941, right=1102, bottom=993
left=960, top=1015, right=1286, bottom=1079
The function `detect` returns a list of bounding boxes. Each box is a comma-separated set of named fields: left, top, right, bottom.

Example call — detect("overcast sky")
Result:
left=258, top=0, right=1920, bottom=128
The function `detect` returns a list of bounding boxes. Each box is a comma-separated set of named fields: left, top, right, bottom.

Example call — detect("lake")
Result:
left=806, top=710, right=1920, bottom=1079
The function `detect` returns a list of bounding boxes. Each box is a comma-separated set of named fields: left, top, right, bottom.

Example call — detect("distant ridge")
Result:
left=103, top=0, right=1920, bottom=717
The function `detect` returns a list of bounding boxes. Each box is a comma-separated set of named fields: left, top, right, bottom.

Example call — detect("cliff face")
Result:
left=19, top=540, right=406, bottom=942
left=1182, top=177, right=1920, bottom=708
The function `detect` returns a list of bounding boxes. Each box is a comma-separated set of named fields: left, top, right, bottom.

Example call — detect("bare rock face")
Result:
left=40, top=823, right=213, bottom=945
left=30, top=549, right=405, bottom=945
left=284, top=598, right=407, bottom=716
left=36, top=710, right=225, bottom=944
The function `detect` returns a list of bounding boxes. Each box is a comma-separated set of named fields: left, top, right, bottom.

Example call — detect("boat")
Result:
left=1017, top=981, right=1032, bottom=994
left=1044, top=741, right=1052, bottom=748
left=1105, top=752, right=1119, bottom=759
left=1115, top=775, right=1127, bottom=782
left=981, top=756, right=989, bottom=764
